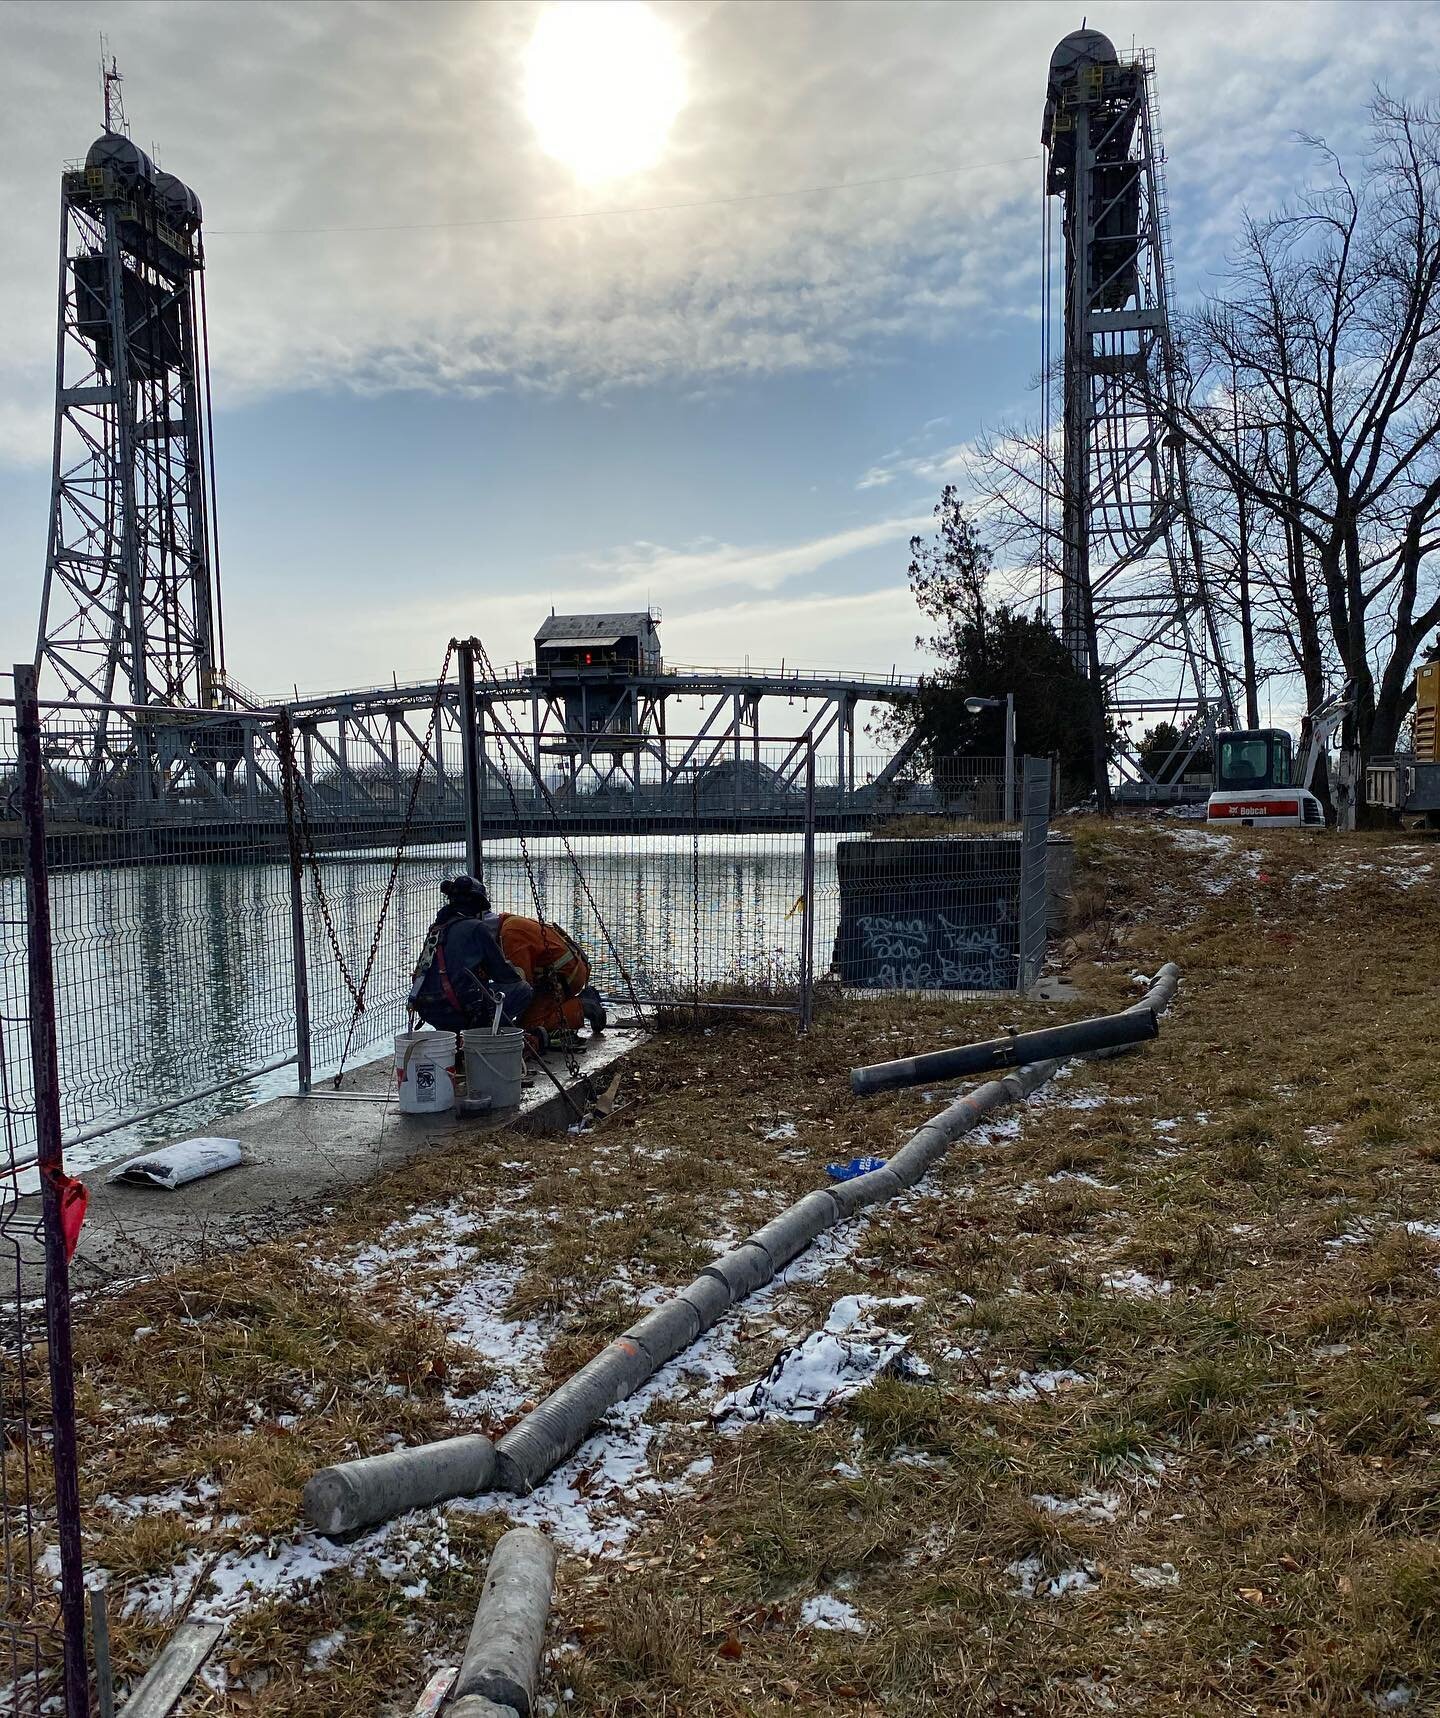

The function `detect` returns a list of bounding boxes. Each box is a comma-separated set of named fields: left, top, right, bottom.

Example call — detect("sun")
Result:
left=524, top=1, right=686, bottom=185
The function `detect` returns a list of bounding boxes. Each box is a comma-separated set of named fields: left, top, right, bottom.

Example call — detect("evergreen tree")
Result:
left=884, top=487, right=1099, bottom=790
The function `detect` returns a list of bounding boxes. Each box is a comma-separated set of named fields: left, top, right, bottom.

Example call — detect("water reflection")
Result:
left=1, top=836, right=838, bottom=1173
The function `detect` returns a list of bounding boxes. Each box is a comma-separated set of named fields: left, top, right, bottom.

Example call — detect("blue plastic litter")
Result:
left=826, top=1156, right=887, bottom=1182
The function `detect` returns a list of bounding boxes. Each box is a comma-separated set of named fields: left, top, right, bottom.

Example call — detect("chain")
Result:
left=277, top=712, right=364, bottom=1013
left=465, top=636, right=648, bottom=1035
left=460, top=639, right=597, bottom=1094
left=332, top=639, right=457, bottom=1083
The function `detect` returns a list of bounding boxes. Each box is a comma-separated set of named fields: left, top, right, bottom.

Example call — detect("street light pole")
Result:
left=965, top=691, right=1018, bottom=823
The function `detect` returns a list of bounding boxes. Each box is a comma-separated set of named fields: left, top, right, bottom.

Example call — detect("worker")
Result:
left=409, top=874, right=606, bottom=1050
left=408, top=876, right=530, bottom=1038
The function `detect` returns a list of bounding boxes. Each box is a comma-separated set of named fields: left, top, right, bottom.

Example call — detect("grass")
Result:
left=20, top=819, right=1440, bottom=1714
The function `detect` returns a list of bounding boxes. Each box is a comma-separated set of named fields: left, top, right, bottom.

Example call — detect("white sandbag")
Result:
left=106, top=1136, right=244, bottom=1190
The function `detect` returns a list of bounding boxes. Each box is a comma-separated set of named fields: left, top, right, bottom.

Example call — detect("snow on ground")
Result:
left=457, top=1222, right=875, bottom=1557
left=120, top=1515, right=454, bottom=1623
left=800, top=1593, right=866, bottom=1632
left=1168, top=829, right=1233, bottom=855
left=1031, top=1489, right=1123, bottom=1523
left=1101, top=1268, right=1172, bottom=1298
left=1001, top=1368, right=1091, bottom=1404
left=320, top=1200, right=553, bottom=1407
left=713, top=1294, right=919, bottom=1424
left=1007, top=1555, right=1097, bottom=1599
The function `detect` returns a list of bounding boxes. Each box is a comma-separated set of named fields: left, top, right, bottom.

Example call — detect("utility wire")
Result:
left=209, top=152, right=1041, bottom=237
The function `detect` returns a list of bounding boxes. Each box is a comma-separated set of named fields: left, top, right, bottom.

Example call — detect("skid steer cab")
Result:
left=1206, top=730, right=1324, bottom=829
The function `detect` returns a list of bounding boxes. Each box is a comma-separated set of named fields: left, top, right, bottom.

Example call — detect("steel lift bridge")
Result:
left=27, top=89, right=919, bottom=839
left=33, top=70, right=242, bottom=810
left=217, top=614, right=924, bottom=844
left=1043, top=28, right=1237, bottom=800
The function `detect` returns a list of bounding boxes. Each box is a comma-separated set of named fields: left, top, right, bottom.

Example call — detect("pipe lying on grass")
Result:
left=302, top=1434, right=496, bottom=1538
left=451, top=1527, right=557, bottom=1718
left=305, top=963, right=1181, bottom=1519
left=493, top=962, right=1180, bottom=1495
left=849, top=1006, right=1159, bottom=1097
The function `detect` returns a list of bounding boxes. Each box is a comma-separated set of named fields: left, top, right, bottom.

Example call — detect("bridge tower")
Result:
left=1042, top=29, right=1235, bottom=797
left=35, top=61, right=221, bottom=785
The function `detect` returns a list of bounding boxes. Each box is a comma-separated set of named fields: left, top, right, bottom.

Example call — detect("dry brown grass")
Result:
left=29, top=819, right=1440, bottom=1714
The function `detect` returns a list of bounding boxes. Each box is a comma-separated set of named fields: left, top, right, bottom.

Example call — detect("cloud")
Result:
left=222, top=508, right=929, bottom=694
left=583, top=513, right=932, bottom=599
left=5, top=1, right=1422, bottom=471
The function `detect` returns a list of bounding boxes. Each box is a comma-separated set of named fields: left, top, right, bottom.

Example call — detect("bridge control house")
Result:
left=533, top=610, right=662, bottom=747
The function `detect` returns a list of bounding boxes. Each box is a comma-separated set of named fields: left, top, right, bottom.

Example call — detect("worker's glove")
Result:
left=524, top=1026, right=550, bottom=1058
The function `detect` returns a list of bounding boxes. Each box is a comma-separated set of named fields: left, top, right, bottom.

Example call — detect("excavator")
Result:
left=1206, top=685, right=1354, bottom=829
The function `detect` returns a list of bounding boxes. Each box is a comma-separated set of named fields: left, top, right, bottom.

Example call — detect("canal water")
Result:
left=1, top=834, right=841, bottom=1178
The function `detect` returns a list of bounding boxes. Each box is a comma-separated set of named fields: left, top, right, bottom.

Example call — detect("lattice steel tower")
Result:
left=1042, top=29, right=1235, bottom=789
left=36, top=65, right=222, bottom=755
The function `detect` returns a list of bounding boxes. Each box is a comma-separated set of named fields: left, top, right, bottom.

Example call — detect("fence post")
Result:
left=457, top=638, right=483, bottom=879
left=1018, top=755, right=1052, bottom=993
left=800, top=740, right=817, bottom=1030
left=277, top=709, right=313, bottom=1094
left=15, top=663, right=90, bottom=1718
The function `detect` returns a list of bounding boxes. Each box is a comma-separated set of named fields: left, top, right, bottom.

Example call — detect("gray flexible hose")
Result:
left=305, top=964, right=1183, bottom=1513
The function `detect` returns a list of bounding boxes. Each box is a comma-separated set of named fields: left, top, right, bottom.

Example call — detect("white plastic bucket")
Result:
left=394, top=1032, right=457, bottom=1114
left=462, top=1027, right=526, bottom=1110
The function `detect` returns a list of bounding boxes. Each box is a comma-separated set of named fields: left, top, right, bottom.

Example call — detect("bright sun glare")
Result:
left=524, top=1, right=686, bottom=185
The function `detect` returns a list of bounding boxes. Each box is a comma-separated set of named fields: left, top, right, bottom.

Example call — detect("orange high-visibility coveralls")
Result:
left=490, top=914, right=591, bottom=1035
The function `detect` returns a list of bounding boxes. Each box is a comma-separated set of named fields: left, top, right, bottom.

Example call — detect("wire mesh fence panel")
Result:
left=469, top=728, right=819, bottom=1012
left=1, top=676, right=77, bottom=1718
left=0, top=700, right=305, bottom=1176
left=0, top=1134, right=53, bottom=1718
left=294, top=808, right=467, bottom=1082
left=811, top=755, right=1033, bottom=995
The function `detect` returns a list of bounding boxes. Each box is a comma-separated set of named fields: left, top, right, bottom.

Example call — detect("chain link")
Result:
left=277, top=714, right=363, bottom=1014
left=280, top=641, right=457, bottom=1087
left=465, top=636, right=648, bottom=1036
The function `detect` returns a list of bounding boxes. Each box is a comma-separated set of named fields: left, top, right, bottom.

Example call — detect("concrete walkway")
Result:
left=19, top=1030, right=641, bottom=1297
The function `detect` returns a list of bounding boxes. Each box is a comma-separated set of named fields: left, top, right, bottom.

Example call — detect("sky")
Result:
left=2, top=0, right=1438, bottom=721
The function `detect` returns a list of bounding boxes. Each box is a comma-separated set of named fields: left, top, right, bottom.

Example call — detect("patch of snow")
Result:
left=715, top=1306, right=913, bottom=1423
left=1169, top=828, right=1233, bottom=854
left=1314, top=1342, right=1352, bottom=1359
left=763, top=1121, right=797, bottom=1141
left=305, top=1630, right=346, bottom=1668
left=1031, top=1490, right=1122, bottom=1523
left=1102, top=1269, right=1172, bottom=1298
left=96, top=1481, right=219, bottom=1520
left=1367, top=1688, right=1413, bottom=1711
left=824, top=1294, right=921, bottom=1334
left=1005, top=1368, right=1090, bottom=1403
left=1046, top=1171, right=1115, bottom=1189
left=800, top=1593, right=865, bottom=1632
left=1008, top=1555, right=1097, bottom=1598
left=1131, top=1562, right=1180, bottom=1590
left=1403, top=1220, right=1440, bottom=1242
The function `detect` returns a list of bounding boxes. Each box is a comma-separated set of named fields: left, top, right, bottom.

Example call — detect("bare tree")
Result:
left=1176, top=95, right=1440, bottom=768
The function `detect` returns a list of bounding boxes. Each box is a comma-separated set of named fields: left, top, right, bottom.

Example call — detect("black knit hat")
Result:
left=440, top=873, right=490, bottom=912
